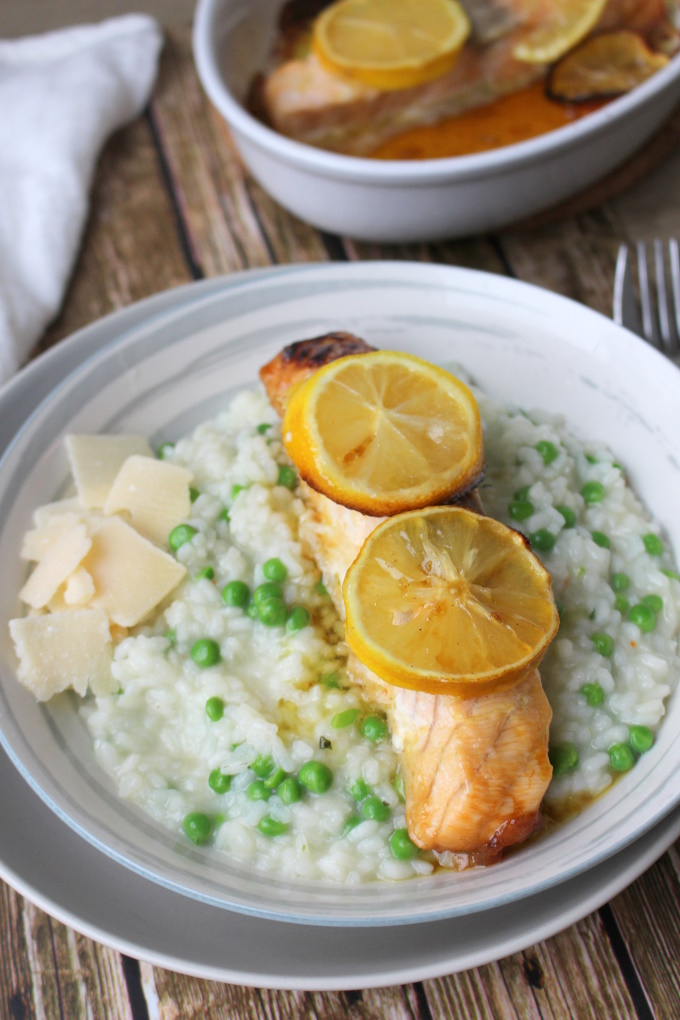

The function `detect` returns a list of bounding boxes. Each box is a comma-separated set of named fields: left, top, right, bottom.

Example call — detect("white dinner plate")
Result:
left=1, top=264, right=679, bottom=927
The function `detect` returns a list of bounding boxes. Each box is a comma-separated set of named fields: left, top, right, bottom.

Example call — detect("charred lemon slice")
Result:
left=282, top=351, right=484, bottom=516
left=312, top=0, right=471, bottom=92
left=547, top=31, right=669, bottom=102
left=343, top=506, right=559, bottom=696
left=513, top=0, right=608, bottom=65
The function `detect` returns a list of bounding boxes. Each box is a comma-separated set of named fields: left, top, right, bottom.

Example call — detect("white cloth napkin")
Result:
left=0, top=15, right=163, bottom=385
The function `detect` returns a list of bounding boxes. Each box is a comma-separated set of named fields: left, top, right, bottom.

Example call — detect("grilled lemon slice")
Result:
left=513, top=0, right=608, bottom=65
left=343, top=506, right=559, bottom=696
left=281, top=351, right=484, bottom=516
left=312, top=0, right=471, bottom=91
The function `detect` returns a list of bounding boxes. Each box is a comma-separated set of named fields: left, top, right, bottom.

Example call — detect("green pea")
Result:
left=585, top=454, right=598, bottom=465
left=213, top=813, right=227, bottom=828
left=591, top=531, right=610, bottom=549
left=514, top=485, right=531, bottom=501
left=557, top=505, right=576, bottom=528
left=342, top=816, right=362, bottom=837
left=253, top=582, right=283, bottom=605
left=222, top=580, right=250, bottom=608
left=608, top=743, right=635, bottom=772
left=611, top=572, right=630, bottom=593
left=643, top=533, right=664, bottom=556
left=361, top=796, right=390, bottom=822
left=277, top=777, right=302, bottom=804
left=205, top=696, right=224, bottom=721
left=169, top=523, right=198, bottom=551
left=157, top=442, right=174, bottom=460
left=263, top=558, right=287, bottom=582
left=164, top=628, right=176, bottom=646
left=183, top=812, right=211, bottom=845
left=536, top=440, right=559, bottom=465
left=389, top=828, right=420, bottom=861
left=264, top=766, right=287, bottom=790
left=251, top=754, right=274, bottom=778
left=257, top=597, right=288, bottom=627
left=580, top=682, right=604, bottom=707
left=629, top=725, right=654, bottom=754
left=258, top=816, right=290, bottom=837
left=330, top=708, right=358, bottom=730
left=393, top=772, right=406, bottom=803
left=629, top=603, right=656, bottom=633
left=322, top=672, right=340, bottom=689
left=641, top=594, right=663, bottom=614
left=315, top=578, right=329, bottom=596
left=549, top=742, right=579, bottom=776
left=298, top=760, right=333, bottom=794
left=191, top=639, right=221, bottom=668
left=256, top=423, right=272, bottom=435
left=508, top=500, right=534, bottom=521
left=582, top=481, right=605, bottom=505
left=189, top=486, right=200, bottom=503
left=361, top=715, right=388, bottom=743
left=614, top=595, right=630, bottom=614
left=195, top=566, right=214, bottom=581
left=247, top=780, right=271, bottom=801
left=218, top=507, right=230, bottom=524
left=590, top=632, right=615, bottom=657
left=208, top=769, right=232, bottom=795
left=350, top=778, right=371, bottom=801
left=277, top=465, right=297, bottom=490
left=287, top=606, right=311, bottom=633
left=662, top=569, right=680, bottom=581
left=231, top=483, right=246, bottom=499
left=246, top=600, right=259, bottom=619
left=530, top=529, right=556, bottom=553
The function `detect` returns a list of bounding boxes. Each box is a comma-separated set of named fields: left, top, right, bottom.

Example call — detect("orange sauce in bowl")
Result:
left=370, top=83, right=605, bottom=160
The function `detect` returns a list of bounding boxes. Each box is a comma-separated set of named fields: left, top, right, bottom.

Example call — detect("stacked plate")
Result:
left=1, top=264, right=679, bottom=987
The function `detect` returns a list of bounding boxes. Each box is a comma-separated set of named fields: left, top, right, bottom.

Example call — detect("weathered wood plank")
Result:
left=1, top=883, right=38, bottom=1020
left=150, top=30, right=329, bottom=274
left=38, top=113, right=191, bottom=357
left=422, top=914, right=636, bottom=1020
left=0, top=890, right=134, bottom=1020
left=607, top=841, right=680, bottom=1019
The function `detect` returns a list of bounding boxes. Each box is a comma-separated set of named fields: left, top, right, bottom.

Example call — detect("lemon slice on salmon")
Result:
left=343, top=506, right=559, bottom=696
left=547, top=31, right=669, bottom=102
left=312, top=0, right=471, bottom=92
left=281, top=351, right=484, bottom=516
left=513, top=0, right=608, bottom=65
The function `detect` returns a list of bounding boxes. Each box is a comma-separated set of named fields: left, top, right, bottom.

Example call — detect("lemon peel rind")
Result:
left=343, top=506, right=560, bottom=697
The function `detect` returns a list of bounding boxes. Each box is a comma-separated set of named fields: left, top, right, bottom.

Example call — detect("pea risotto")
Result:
left=12, top=379, right=680, bottom=882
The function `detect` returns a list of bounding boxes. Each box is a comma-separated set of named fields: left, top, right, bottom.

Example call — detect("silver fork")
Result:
left=613, top=239, right=680, bottom=355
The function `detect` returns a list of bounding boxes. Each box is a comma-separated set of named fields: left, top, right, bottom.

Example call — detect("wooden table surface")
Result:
left=3, top=26, right=680, bottom=1020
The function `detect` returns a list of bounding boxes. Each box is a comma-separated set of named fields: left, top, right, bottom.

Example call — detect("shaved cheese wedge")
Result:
left=64, top=566, right=95, bottom=606
left=9, top=609, right=114, bottom=700
left=66, top=434, right=153, bottom=509
left=104, top=456, right=193, bottom=545
left=33, top=498, right=83, bottom=529
left=19, top=523, right=92, bottom=609
left=83, top=517, right=186, bottom=626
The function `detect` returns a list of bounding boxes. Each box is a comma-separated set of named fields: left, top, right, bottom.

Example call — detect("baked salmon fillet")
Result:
left=261, top=333, right=553, bottom=863
left=251, top=0, right=671, bottom=155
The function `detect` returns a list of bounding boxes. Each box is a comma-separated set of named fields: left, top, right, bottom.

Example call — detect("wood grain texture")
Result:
left=38, top=114, right=192, bottom=356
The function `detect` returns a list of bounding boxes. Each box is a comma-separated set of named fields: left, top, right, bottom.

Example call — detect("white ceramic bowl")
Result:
left=193, top=0, right=680, bottom=243
left=1, top=262, right=680, bottom=926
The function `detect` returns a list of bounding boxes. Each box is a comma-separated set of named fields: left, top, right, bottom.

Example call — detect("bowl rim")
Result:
left=193, top=0, right=680, bottom=185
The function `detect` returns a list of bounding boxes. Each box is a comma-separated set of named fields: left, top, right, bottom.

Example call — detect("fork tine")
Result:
left=636, top=242, right=659, bottom=345
left=654, top=239, right=672, bottom=351
left=613, top=244, right=642, bottom=336
left=670, top=238, right=680, bottom=347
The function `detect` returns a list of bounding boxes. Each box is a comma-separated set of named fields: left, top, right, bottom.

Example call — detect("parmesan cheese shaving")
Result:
left=104, top=456, right=193, bottom=545
left=66, top=434, right=153, bottom=509
left=9, top=610, right=114, bottom=700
